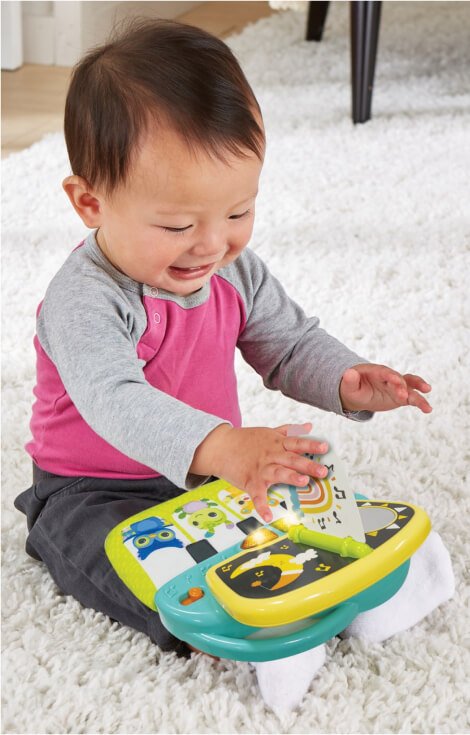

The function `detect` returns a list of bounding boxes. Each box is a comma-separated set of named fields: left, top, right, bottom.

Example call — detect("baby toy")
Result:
left=105, top=445, right=430, bottom=660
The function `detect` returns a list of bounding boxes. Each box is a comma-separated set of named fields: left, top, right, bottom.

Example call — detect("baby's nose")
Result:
left=191, top=229, right=225, bottom=257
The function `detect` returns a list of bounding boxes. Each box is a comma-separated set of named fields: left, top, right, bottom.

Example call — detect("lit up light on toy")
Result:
left=270, top=512, right=301, bottom=534
left=241, top=527, right=278, bottom=549
left=287, top=524, right=373, bottom=558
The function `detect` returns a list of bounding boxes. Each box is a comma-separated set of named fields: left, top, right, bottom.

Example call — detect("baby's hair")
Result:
left=64, top=17, right=265, bottom=195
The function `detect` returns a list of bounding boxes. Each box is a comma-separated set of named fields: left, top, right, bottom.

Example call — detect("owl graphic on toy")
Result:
left=122, top=517, right=183, bottom=560
left=106, top=442, right=430, bottom=661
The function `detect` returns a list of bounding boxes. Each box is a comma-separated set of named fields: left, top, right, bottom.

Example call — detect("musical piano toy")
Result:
left=105, top=446, right=430, bottom=661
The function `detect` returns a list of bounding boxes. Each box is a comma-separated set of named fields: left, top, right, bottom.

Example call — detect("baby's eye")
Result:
left=229, top=209, right=251, bottom=220
left=161, top=225, right=192, bottom=233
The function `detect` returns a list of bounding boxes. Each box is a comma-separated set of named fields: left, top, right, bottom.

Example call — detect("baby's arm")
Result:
left=229, top=249, right=373, bottom=421
left=191, top=421, right=328, bottom=522
left=227, top=251, right=432, bottom=419
left=38, top=251, right=227, bottom=489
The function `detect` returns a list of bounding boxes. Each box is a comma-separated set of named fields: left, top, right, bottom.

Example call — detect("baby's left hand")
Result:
left=340, top=363, right=432, bottom=414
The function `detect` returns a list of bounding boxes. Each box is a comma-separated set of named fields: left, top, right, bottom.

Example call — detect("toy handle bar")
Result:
left=183, top=601, right=359, bottom=662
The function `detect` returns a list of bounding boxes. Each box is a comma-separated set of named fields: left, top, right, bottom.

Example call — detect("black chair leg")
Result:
left=306, top=1, right=330, bottom=41
left=350, top=1, right=382, bottom=123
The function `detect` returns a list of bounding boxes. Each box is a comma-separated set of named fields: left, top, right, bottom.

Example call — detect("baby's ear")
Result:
left=62, top=175, right=103, bottom=228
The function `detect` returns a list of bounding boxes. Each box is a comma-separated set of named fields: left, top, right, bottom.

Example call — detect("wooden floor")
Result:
left=1, top=1, right=274, bottom=158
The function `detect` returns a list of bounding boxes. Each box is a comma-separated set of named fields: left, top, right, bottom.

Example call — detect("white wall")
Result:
left=1, top=1, right=24, bottom=69
left=80, top=2, right=202, bottom=55
left=18, top=0, right=202, bottom=67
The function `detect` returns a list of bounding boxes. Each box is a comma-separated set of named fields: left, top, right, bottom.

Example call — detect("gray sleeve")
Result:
left=38, top=261, right=227, bottom=489
left=221, top=249, right=372, bottom=421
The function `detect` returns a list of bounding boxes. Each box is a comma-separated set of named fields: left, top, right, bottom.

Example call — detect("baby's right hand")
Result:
left=190, top=422, right=329, bottom=522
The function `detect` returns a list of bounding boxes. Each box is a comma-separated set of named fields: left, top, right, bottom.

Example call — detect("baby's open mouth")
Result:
left=169, top=263, right=214, bottom=280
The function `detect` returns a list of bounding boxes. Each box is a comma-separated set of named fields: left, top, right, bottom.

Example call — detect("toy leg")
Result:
left=252, top=644, right=326, bottom=714
left=341, top=531, right=454, bottom=643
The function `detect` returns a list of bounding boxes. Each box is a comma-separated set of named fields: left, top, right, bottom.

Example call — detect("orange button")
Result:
left=180, top=587, right=205, bottom=606
left=188, top=587, right=204, bottom=599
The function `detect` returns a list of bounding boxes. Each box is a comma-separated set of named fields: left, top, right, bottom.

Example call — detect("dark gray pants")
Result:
left=14, top=467, right=191, bottom=657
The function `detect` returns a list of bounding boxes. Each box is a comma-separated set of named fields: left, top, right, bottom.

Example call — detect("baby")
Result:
left=15, top=18, right=454, bottom=714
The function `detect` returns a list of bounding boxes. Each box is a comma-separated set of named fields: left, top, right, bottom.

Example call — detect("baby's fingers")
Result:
left=249, top=485, right=273, bottom=523
left=270, top=458, right=327, bottom=489
left=280, top=451, right=329, bottom=480
left=275, top=422, right=313, bottom=437
left=283, top=436, right=329, bottom=457
left=403, top=374, right=432, bottom=393
left=407, top=388, right=433, bottom=413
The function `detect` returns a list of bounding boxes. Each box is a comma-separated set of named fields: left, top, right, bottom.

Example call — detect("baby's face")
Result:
left=95, top=127, right=263, bottom=295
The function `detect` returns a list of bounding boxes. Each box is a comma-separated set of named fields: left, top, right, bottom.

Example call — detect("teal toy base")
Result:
left=156, top=492, right=412, bottom=661
left=158, top=561, right=410, bottom=661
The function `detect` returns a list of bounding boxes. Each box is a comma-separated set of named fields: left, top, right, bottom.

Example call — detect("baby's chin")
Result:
left=149, top=253, right=240, bottom=295
left=153, top=269, right=215, bottom=296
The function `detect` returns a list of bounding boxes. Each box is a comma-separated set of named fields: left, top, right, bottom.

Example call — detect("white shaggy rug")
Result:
left=2, top=2, right=470, bottom=733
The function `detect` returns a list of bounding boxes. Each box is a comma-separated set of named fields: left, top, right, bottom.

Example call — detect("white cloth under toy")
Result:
left=253, top=644, right=326, bottom=716
left=341, top=530, right=455, bottom=642
left=253, top=531, right=454, bottom=714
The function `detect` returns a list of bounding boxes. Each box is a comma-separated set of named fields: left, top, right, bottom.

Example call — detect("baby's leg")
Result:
left=15, top=473, right=191, bottom=657
left=341, top=530, right=454, bottom=643
left=252, top=645, right=326, bottom=715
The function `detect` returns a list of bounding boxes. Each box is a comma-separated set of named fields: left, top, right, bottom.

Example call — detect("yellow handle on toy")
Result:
left=287, top=524, right=373, bottom=558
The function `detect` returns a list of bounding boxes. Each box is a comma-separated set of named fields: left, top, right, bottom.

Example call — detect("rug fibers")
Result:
left=1, top=2, right=470, bottom=733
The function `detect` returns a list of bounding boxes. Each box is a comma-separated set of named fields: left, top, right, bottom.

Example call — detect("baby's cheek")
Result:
left=225, top=242, right=249, bottom=265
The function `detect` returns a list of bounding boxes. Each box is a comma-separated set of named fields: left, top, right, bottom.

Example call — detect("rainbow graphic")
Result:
left=289, top=475, right=333, bottom=516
